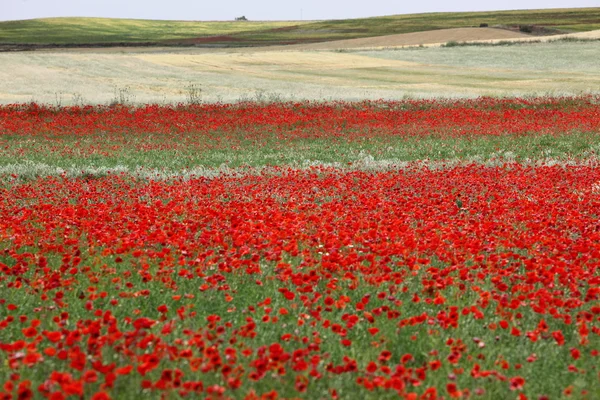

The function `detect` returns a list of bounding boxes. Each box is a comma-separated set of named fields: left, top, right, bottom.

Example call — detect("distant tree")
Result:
left=235, top=16, right=248, bottom=21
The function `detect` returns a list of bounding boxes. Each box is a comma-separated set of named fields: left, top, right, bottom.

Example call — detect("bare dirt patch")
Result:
left=163, top=35, right=245, bottom=45
left=562, top=29, right=600, bottom=39
left=275, top=28, right=531, bottom=50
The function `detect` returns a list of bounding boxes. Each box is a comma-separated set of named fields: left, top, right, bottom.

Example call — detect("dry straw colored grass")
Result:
left=0, top=33, right=599, bottom=104
left=265, top=28, right=531, bottom=50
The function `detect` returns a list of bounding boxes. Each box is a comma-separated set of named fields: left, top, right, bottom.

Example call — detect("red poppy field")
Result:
left=1, top=97, right=600, bottom=399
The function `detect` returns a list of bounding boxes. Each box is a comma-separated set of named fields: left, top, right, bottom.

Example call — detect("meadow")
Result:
left=0, top=18, right=308, bottom=45
left=1, top=8, right=599, bottom=46
left=1, top=40, right=599, bottom=105
left=233, top=7, right=600, bottom=46
left=1, top=7, right=600, bottom=400
left=1, top=96, right=600, bottom=400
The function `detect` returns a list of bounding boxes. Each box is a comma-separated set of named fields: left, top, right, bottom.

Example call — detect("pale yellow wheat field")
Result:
left=1, top=35, right=599, bottom=104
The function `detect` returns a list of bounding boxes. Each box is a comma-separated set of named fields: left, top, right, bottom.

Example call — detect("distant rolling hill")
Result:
left=1, top=7, right=599, bottom=48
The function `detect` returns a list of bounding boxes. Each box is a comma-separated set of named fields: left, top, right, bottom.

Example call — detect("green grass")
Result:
left=2, top=247, right=597, bottom=399
left=442, top=36, right=600, bottom=48
left=0, top=17, right=308, bottom=45
left=1, top=132, right=599, bottom=180
left=1, top=7, right=599, bottom=46
left=1, top=103, right=599, bottom=398
left=237, top=8, right=600, bottom=45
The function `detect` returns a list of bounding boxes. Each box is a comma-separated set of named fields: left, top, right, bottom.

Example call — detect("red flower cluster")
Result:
left=1, top=96, right=599, bottom=141
left=0, top=165, right=599, bottom=398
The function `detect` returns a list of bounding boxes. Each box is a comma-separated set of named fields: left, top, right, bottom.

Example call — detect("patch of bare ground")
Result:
left=5, top=28, right=599, bottom=54
left=442, top=28, right=600, bottom=46
left=237, top=27, right=600, bottom=52
left=162, top=35, right=244, bottom=45
left=266, top=28, right=531, bottom=50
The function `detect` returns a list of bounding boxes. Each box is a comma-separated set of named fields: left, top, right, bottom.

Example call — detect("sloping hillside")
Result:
left=0, top=7, right=598, bottom=47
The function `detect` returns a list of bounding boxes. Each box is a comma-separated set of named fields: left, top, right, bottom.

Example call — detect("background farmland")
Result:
left=0, top=40, right=598, bottom=104
left=2, top=6, right=600, bottom=400
left=1, top=8, right=599, bottom=46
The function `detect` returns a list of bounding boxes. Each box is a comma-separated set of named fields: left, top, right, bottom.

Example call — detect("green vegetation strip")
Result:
left=239, top=8, right=600, bottom=44
left=1, top=7, right=599, bottom=46
left=1, top=248, right=594, bottom=399
left=0, top=17, right=307, bottom=45
left=1, top=132, right=598, bottom=175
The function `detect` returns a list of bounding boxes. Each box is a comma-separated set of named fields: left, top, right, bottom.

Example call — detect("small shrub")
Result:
left=480, top=23, right=489, bottom=27
left=519, top=25, right=534, bottom=34
left=110, top=86, right=135, bottom=106
left=185, top=83, right=202, bottom=105
left=54, top=92, right=64, bottom=107
left=71, top=93, right=85, bottom=106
